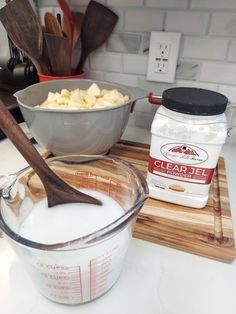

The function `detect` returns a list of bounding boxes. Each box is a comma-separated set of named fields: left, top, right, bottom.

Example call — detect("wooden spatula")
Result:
left=75, top=0, right=118, bottom=74
left=0, top=0, right=51, bottom=75
left=44, top=33, right=71, bottom=76
left=0, top=99, right=102, bottom=207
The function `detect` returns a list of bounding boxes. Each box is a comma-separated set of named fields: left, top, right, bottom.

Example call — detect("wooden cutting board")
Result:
left=109, top=141, right=236, bottom=263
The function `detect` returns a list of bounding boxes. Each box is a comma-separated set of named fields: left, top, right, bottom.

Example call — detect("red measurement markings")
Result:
left=74, top=171, right=97, bottom=189
left=89, top=254, right=112, bottom=300
left=74, top=171, right=127, bottom=200
left=78, top=266, right=83, bottom=302
left=89, top=260, right=93, bottom=300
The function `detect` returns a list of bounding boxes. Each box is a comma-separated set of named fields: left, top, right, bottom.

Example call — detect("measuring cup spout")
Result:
left=13, top=90, right=22, bottom=102
left=0, top=167, right=29, bottom=199
left=0, top=174, right=17, bottom=199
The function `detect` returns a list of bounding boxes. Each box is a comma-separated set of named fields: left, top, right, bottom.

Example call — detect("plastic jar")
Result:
left=147, top=87, right=228, bottom=208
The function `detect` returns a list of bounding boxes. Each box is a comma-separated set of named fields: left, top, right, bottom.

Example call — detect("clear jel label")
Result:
left=148, top=157, right=214, bottom=185
left=147, top=142, right=217, bottom=197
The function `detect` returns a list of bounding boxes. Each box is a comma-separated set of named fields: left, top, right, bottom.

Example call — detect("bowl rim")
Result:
left=14, top=79, right=136, bottom=113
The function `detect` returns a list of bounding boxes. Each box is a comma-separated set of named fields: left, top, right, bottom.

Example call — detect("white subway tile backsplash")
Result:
left=227, top=40, right=236, bottom=62
left=86, top=70, right=105, bottom=81
left=190, top=0, right=236, bottom=9
left=209, top=13, right=236, bottom=36
left=90, top=52, right=122, bottom=72
left=138, top=77, right=175, bottom=95
left=140, top=33, right=151, bottom=54
left=106, top=33, right=142, bottom=53
left=176, top=61, right=200, bottom=81
left=123, top=54, right=148, bottom=75
left=182, top=37, right=228, bottom=60
left=38, top=7, right=54, bottom=25
left=37, top=0, right=58, bottom=6
left=104, top=72, right=139, bottom=86
left=200, top=62, right=236, bottom=84
left=165, top=11, right=209, bottom=35
left=146, top=0, right=188, bottom=9
left=124, top=9, right=164, bottom=31
left=218, top=85, right=236, bottom=103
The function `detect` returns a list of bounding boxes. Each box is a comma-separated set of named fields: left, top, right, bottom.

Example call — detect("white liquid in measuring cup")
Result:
left=17, top=190, right=131, bottom=304
left=19, top=190, right=124, bottom=243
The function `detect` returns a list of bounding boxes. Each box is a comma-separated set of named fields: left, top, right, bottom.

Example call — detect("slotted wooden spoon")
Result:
left=0, top=100, right=102, bottom=207
left=75, top=0, right=118, bottom=74
left=44, top=12, right=64, bottom=37
left=0, top=0, right=51, bottom=75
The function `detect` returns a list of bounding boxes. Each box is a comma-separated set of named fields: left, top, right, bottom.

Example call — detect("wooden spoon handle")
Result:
left=0, top=100, right=60, bottom=188
left=31, top=57, right=51, bottom=75
left=57, top=0, right=74, bottom=71
left=0, top=100, right=101, bottom=207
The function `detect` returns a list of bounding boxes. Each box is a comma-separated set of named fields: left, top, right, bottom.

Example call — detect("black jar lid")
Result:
left=162, top=87, right=228, bottom=116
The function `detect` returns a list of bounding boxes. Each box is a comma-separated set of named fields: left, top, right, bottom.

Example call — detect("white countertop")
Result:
left=1, top=125, right=236, bottom=314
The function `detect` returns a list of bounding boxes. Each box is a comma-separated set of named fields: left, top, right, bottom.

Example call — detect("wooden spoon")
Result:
left=63, top=11, right=83, bottom=50
left=0, top=0, right=51, bottom=75
left=44, top=12, right=64, bottom=37
left=0, top=99, right=102, bottom=207
left=57, top=0, right=74, bottom=73
left=75, top=1, right=118, bottom=74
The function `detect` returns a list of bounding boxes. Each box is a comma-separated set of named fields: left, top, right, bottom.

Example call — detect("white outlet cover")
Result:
left=147, top=31, right=181, bottom=83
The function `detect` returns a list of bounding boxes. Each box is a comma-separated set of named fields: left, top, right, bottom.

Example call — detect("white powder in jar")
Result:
left=147, top=87, right=228, bottom=208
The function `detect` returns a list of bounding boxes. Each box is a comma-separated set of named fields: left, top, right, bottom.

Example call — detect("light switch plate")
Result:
left=147, top=31, right=181, bottom=83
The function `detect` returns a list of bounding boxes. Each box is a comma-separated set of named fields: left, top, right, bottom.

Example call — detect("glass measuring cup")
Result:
left=0, top=155, right=148, bottom=304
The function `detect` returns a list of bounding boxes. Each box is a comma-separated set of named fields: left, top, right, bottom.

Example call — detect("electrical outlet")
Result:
left=155, top=43, right=170, bottom=74
left=147, top=31, right=181, bottom=83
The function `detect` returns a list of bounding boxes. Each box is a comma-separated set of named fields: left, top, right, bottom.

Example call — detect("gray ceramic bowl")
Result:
left=14, top=79, right=138, bottom=156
